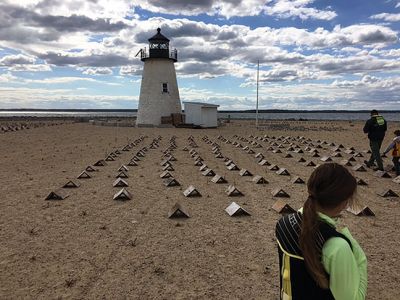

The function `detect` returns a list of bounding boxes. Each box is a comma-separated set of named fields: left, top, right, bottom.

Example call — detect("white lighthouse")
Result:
left=136, top=28, right=182, bottom=127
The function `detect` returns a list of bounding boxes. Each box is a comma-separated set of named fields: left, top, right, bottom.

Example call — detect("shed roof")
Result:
left=183, top=101, right=219, bottom=108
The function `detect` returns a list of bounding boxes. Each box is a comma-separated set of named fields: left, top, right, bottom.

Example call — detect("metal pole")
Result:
left=256, top=60, right=259, bottom=129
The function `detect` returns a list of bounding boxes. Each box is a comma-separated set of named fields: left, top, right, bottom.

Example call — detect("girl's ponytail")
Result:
left=300, top=196, right=329, bottom=288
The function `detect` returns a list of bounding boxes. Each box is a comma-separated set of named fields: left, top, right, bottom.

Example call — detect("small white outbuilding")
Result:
left=183, top=102, right=219, bottom=128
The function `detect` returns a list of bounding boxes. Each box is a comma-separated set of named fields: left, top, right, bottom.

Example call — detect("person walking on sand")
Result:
left=363, top=109, right=387, bottom=171
left=382, top=130, right=400, bottom=176
left=275, top=163, right=367, bottom=300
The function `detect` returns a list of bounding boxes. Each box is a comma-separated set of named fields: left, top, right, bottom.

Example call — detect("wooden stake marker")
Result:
left=113, top=188, right=132, bottom=201
left=113, top=178, right=129, bottom=187
left=202, top=168, right=215, bottom=177
left=117, top=165, right=129, bottom=172
left=168, top=203, right=190, bottom=218
left=224, top=159, right=233, bottom=166
left=226, top=185, right=244, bottom=196
left=160, top=159, right=171, bottom=166
left=199, top=164, right=208, bottom=171
left=105, top=155, right=115, bottom=161
left=320, top=156, right=332, bottom=162
left=160, top=171, right=173, bottom=179
left=162, top=164, right=174, bottom=171
left=94, top=160, right=107, bottom=166
left=183, top=185, right=202, bottom=197
left=276, top=168, right=290, bottom=176
left=352, top=164, right=367, bottom=172
left=225, top=202, right=251, bottom=217
left=128, top=160, right=138, bottom=166
left=258, top=159, right=270, bottom=166
left=116, top=171, right=129, bottom=178
left=347, top=205, right=375, bottom=216
left=163, top=178, right=180, bottom=187
left=63, top=180, right=80, bottom=188
left=194, top=160, right=203, bottom=166
left=45, top=189, right=69, bottom=200
left=373, top=170, right=391, bottom=178
left=227, top=163, right=239, bottom=171
left=340, top=160, right=353, bottom=166
left=272, top=199, right=295, bottom=214
left=255, top=153, right=264, bottom=159
left=77, top=170, right=91, bottom=179
left=356, top=178, right=368, bottom=186
left=291, top=176, right=305, bottom=184
left=85, top=166, right=97, bottom=172
left=253, top=175, right=268, bottom=184
left=211, top=174, right=227, bottom=184
left=272, top=188, right=290, bottom=198
left=239, top=169, right=253, bottom=176
left=377, top=189, right=399, bottom=198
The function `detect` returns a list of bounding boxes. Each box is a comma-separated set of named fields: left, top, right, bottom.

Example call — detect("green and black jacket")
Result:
left=275, top=212, right=352, bottom=300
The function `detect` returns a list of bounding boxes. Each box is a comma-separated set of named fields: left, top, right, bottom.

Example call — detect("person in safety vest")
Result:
left=363, top=109, right=387, bottom=171
left=275, top=163, right=367, bottom=300
left=382, top=130, right=400, bottom=176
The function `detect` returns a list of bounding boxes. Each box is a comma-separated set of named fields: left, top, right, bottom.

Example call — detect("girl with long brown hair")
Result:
left=276, top=163, right=367, bottom=299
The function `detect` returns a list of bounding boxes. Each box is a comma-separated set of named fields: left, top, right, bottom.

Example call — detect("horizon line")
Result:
left=0, top=108, right=399, bottom=113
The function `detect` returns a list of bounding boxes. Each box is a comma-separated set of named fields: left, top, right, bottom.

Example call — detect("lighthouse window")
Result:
left=162, top=83, right=168, bottom=93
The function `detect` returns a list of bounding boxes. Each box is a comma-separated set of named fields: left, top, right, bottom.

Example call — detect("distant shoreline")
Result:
left=1, top=108, right=399, bottom=113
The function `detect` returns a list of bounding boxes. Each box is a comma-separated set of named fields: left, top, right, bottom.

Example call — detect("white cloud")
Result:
left=16, top=76, right=122, bottom=86
left=0, top=72, right=18, bottom=83
left=181, top=74, right=400, bottom=110
left=134, top=0, right=336, bottom=20
left=134, top=0, right=265, bottom=18
left=119, top=65, right=141, bottom=76
left=82, top=67, right=113, bottom=75
left=214, top=0, right=268, bottom=18
left=8, top=64, right=52, bottom=72
left=0, top=86, right=136, bottom=108
left=8, top=0, right=137, bottom=21
left=0, top=53, right=51, bottom=72
left=370, top=12, right=400, bottom=22
left=339, top=47, right=362, bottom=53
left=0, top=54, right=35, bottom=65
left=370, top=48, right=400, bottom=57
left=264, top=0, right=336, bottom=21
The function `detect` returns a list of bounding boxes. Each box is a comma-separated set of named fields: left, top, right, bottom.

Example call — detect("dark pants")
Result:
left=393, top=157, right=400, bottom=176
left=368, top=139, right=383, bottom=170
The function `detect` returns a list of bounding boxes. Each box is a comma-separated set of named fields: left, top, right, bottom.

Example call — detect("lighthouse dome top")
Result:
left=139, top=27, right=177, bottom=62
left=148, top=28, right=170, bottom=43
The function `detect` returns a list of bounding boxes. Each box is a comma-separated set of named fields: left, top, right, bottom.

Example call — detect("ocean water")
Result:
left=0, top=111, right=399, bottom=121
left=218, top=112, right=400, bottom=121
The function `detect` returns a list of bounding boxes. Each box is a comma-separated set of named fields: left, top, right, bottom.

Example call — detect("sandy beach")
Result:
left=0, top=119, right=399, bottom=299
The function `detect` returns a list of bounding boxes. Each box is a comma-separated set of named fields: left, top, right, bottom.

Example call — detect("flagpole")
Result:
left=256, top=60, right=259, bottom=129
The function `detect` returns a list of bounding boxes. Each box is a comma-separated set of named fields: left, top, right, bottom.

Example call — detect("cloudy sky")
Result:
left=0, top=0, right=399, bottom=110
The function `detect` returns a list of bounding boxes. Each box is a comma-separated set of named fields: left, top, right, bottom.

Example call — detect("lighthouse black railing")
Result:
left=140, top=48, right=177, bottom=62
